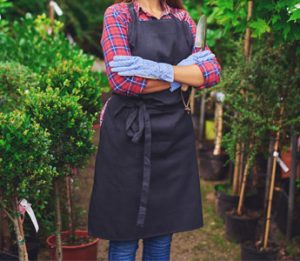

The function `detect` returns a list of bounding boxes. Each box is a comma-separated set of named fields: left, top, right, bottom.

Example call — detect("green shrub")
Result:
left=23, top=86, right=96, bottom=174
left=0, top=61, right=40, bottom=112
left=0, top=109, right=57, bottom=259
left=42, top=57, right=102, bottom=119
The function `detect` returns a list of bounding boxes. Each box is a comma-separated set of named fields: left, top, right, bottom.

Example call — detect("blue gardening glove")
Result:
left=109, top=56, right=175, bottom=82
left=170, top=50, right=216, bottom=92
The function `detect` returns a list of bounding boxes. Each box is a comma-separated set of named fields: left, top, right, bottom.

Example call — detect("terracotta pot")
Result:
left=92, top=123, right=100, bottom=130
left=46, top=230, right=99, bottom=261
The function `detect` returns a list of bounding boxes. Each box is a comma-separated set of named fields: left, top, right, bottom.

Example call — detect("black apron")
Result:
left=88, top=2, right=203, bottom=241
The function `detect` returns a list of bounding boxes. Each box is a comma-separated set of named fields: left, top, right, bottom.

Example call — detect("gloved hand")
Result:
left=109, top=56, right=175, bottom=82
left=169, top=50, right=216, bottom=92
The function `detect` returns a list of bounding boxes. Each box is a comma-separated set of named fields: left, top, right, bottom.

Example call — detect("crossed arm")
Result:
left=101, top=6, right=220, bottom=96
left=141, top=65, right=204, bottom=94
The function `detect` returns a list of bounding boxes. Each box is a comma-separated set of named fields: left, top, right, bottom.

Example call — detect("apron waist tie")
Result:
left=114, top=98, right=152, bottom=228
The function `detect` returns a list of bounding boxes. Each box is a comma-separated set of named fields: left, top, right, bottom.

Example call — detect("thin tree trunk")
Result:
left=11, top=199, right=28, bottom=261
left=232, top=143, right=241, bottom=195
left=54, top=180, right=63, bottom=261
left=66, top=176, right=75, bottom=241
left=244, top=0, right=253, bottom=60
left=213, top=102, right=223, bottom=156
left=238, top=143, right=245, bottom=194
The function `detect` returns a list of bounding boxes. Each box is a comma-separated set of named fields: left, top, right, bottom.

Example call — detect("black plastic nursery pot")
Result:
left=241, top=241, right=279, bottom=261
left=225, top=210, right=260, bottom=243
left=215, top=185, right=239, bottom=220
left=274, top=189, right=300, bottom=237
left=214, top=184, right=261, bottom=220
left=0, top=251, right=18, bottom=261
left=0, top=240, right=40, bottom=261
left=198, top=147, right=229, bottom=181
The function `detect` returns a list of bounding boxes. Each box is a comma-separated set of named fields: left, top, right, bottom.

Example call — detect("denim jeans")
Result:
left=108, top=234, right=173, bottom=261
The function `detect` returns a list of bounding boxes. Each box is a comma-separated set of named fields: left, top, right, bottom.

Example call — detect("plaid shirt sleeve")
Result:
left=101, top=5, right=148, bottom=96
left=183, top=12, right=221, bottom=89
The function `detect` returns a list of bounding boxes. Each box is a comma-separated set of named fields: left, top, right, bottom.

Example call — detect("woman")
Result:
left=88, top=0, right=221, bottom=260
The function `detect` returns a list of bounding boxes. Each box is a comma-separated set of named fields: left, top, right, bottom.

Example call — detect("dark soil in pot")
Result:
left=198, top=146, right=229, bottom=181
left=215, top=184, right=239, bottom=220
left=225, top=210, right=260, bottom=243
left=215, top=184, right=262, bottom=220
left=46, top=230, right=99, bottom=261
left=241, top=241, right=279, bottom=261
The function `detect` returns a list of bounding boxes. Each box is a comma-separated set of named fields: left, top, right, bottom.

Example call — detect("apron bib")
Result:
left=88, top=2, right=203, bottom=240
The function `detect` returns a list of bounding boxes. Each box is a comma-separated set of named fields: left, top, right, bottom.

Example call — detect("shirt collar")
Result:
left=132, top=0, right=171, bottom=18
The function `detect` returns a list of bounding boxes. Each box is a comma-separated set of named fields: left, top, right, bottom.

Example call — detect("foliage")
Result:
left=0, top=0, right=12, bottom=34
left=42, top=57, right=103, bottom=118
left=1, top=14, right=106, bottom=120
left=5, top=0, right=111, bottom=56
left=23, top=87, right=96, bottom=176
left=0, top=61, right=40, bottom=113
left=191, top=0, right=300, bottom=68
left=220, top=42, right=300, bottom=164
left=0, top=110, right=57, bottom=210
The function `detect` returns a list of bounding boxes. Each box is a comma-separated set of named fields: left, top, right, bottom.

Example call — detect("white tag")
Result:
left=50, top=1, right=63, bottom=16
left=19, top=199, right=39, bottom=232
left=216, top=92, right=225, bottom=103
left=273, top=151, right=289, bottom=173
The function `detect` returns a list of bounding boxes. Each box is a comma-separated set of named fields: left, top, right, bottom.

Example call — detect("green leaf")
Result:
left=288, top=9, right=300, bottom=22
left=249, top=18, right=271, bottom=37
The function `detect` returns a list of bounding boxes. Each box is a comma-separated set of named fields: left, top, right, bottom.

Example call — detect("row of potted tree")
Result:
left=0, top=4, right=109, bottom=260
left=193, top=0, right=300, bottom=260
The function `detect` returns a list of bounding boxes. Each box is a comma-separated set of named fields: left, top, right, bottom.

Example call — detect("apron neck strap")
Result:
left=127, top=1, right=178, bottom=23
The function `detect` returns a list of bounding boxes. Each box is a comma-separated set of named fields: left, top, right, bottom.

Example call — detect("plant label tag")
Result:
left=50, top=1, right=63, bottom=16
left=273, top=151, right=289, bottom=173
left=19, top=199, right=39, bottom=232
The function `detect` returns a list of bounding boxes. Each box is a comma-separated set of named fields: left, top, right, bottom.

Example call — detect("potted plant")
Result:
left=0, top=110, right=57, bottom=261
left=0, top=60, right=57, bottom=260
left=23, top=87, right=98, bottom=261
left=198, top=90, right=229, bottom=181
left=239, top=43, right=300, bottom=261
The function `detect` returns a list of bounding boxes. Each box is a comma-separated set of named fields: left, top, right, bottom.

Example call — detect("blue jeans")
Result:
left=108, top=234, right=173, bottom=261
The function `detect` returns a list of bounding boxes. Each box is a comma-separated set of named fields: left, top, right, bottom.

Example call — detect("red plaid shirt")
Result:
left=100, top=0, right=221, bottom=125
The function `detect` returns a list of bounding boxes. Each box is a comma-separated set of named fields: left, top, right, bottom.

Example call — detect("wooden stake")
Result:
left=232, top=143, right=241, bottom=195
left=237, top=152, right=252, bottom=216
left=262, top=106, right=284, bottom=249
left=213, top=102, right=223, bottom=156
left=48, top=0, right=55, bottom=35
left=198, top=93, right=206, bottom=145
left=190, top=88, right=196, bottom=115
